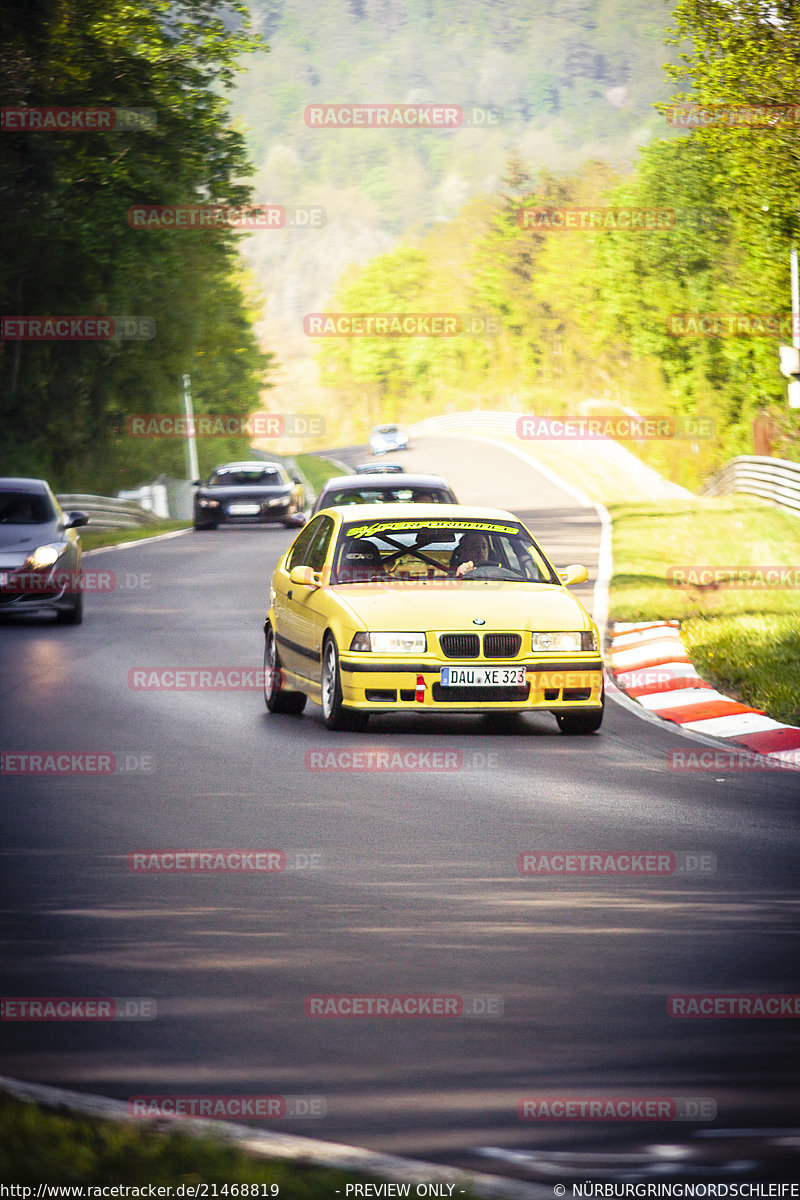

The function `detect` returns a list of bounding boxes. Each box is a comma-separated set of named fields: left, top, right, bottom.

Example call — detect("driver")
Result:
left=452, top=531, right=492, bottom=577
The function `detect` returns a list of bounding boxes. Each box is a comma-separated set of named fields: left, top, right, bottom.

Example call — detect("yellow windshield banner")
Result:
left=344, top=519, right=520, bottom=539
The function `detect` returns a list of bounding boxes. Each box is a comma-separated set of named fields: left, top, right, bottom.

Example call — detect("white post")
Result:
left=182, top=373, right=200, bottom=481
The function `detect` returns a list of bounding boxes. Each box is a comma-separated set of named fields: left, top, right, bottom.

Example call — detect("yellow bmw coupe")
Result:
left=263, top=504, right=604, bottom=733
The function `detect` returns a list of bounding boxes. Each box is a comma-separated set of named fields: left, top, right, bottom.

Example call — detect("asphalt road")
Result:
left=1, top=436, right=799, bottom=1181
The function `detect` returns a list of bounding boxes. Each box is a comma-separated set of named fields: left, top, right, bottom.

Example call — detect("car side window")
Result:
left=305, top=516, right=335, bottom=572
left=287, top=520, right=320, bottom=569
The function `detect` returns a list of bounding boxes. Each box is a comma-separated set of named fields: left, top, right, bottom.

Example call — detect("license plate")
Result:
left=228, top=503, right=261, bottom=515
left=440, top=665, right=527, bottom=687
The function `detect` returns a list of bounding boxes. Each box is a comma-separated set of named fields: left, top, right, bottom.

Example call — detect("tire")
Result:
left=56, top=590, right=83, bottom=625
left=555, top=686, right=604, bottom=735
left=194, top=520, right=217, bottom=530
left=321, top=635, right=368, bottom=731
left=263, top=626, right=306, bottom=714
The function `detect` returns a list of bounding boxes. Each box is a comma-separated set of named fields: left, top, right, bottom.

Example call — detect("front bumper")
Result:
left=337, top=655, right=604, bottom=712
left=200, top=498, right=296, bottom=524
left=0, top=568, right=79, bottom=616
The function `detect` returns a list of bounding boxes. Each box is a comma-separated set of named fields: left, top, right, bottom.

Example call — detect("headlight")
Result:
left=350, top=632, right=427, bottom=653
left=22, top=543, right=68, bottom=571
left=532, top=631, right=583, bottom=652
left=267, top=496, right=289, bottom=507
left=199, top=498, right=220, bottom=508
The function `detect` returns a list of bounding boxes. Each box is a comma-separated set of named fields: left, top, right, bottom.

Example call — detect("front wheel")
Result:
left=264, top=626, right=306, bottom=714
left=56, top=590, right=83, bottom=625
left=321, top=636, right=368, bottom=731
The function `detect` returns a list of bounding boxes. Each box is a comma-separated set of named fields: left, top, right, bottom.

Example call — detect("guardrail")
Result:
left=57, top=493, right=163, bottom=530
left=409, top=411, right=522, bottom=438
left=702, top=456, right=800, bottom=515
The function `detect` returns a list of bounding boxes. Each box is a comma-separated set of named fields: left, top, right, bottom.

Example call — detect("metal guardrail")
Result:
left=57, top=493, right=162, bottom=530
left=409, top=411, right=522, bottom=438
left=702, top=456, right=800, bottom=515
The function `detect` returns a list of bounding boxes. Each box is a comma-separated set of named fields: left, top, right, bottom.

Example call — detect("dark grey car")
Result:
left=311, top=472, right=458, bottom=515
left=193, top=461, right=306, bottom=530
left=0, top=478, right=88, bottom=624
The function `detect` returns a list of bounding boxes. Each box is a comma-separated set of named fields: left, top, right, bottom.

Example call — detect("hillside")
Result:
left=229, top=0, right=679, bottom=350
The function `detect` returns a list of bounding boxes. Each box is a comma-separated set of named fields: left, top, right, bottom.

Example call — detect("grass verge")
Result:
left=0, top=1096, right=375, bottom=1192
left=78, top=521, right=191, bottom=553
left=293, top=454, right=347, bottom=496
left=608, top=495, right=800, bottom=726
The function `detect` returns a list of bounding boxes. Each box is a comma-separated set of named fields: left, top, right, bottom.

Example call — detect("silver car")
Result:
left=0, top=478, right=88, bottom=624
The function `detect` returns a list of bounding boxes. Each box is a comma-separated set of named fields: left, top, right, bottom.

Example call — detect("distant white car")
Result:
left=369, top=424, right=408, bottom=455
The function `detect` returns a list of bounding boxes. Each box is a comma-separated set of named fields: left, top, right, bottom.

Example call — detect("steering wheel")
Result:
left=458, top=563, right=524, bottom=580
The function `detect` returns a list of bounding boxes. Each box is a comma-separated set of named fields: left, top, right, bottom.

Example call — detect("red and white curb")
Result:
left=609, top=621, right=800, bottom=769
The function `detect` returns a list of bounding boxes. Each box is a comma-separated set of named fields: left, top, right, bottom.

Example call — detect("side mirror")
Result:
left=65, top=511, right=89, bottom=529
left=558, top=564, right=589, bottom=586
left=289, top=565, right=320, bottom=588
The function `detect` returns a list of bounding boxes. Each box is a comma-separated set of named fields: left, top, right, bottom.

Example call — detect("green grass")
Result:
left=0, top=1097, right=378, bottom=1192
left=608, top=495, right=800, bottom=726
left=78, top=521, right=191, bottom=553
left=293, top=454, right=347, bottom=496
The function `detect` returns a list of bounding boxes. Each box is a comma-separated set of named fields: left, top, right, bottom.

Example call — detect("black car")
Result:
left=0, top=478, right=88, bottom=624
left=193, top=461, right=306, bottom=530
left=311, top=472, right=458, bottom=515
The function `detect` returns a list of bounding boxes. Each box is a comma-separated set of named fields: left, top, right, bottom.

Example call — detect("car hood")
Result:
left=0, top=525, right=61, bottom=563
left=330, top=580, right=592, bottom=632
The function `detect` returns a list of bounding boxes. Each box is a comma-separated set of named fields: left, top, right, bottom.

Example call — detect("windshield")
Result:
left=324, top=486, right=451, bottom=506
left=208, top=468, right=284, bottom=487
left=0, top=490, right=55, bottom=524
left=332, top=517, right=558, bottom=584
